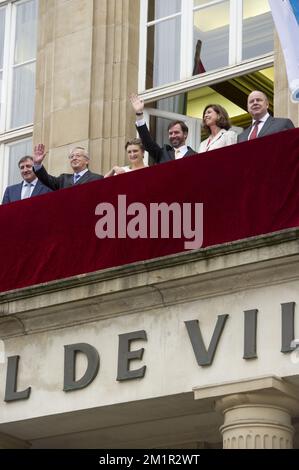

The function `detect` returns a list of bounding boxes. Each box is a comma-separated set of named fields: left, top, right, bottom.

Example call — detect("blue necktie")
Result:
left=74, top=174, right=81, bottom=184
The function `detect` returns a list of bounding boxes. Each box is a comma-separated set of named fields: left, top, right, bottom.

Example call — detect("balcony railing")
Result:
left=0, top=128, right=299, bottom=293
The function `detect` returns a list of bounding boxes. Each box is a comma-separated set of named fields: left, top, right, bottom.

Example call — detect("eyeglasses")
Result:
left=68, top=153, right=86, bottom=160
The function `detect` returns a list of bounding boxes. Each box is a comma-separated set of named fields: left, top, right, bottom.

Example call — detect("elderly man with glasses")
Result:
left=33, top=144, right=103, bottom=191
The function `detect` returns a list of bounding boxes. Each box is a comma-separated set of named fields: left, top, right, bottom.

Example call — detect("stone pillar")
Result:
left=194, top=376, right=299, bottom=449
left=216, top=393, right=295, bottom=449
left=89, top=0, right=140, bottom=175
left=34, top=0, right=140, bottom=176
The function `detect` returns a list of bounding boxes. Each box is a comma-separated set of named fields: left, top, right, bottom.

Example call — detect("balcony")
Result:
left=1, top=129, right=299, bottom=449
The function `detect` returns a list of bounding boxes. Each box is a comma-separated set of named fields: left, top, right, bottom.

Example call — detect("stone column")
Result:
left=34, top=0, right=140, bottom=176
left=216, top=393, right=295, bottom=449
left=89, top=0, right=140, bottom=175
left=194, top=376, right=299, bottom=449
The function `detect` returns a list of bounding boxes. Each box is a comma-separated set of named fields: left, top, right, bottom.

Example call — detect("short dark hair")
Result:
left=202, top=104, right=231, bottom=133
left=125, top=138, right=144, bottom=151
left=167, top=120, right=189, bottom=134
left=18, top=155, right=33, bottom=167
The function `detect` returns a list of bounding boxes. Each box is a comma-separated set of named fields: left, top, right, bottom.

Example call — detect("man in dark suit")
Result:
left=2, top=156, right=52, bottom=204
left=238, top=90, right=295, bottom=143
left=130, top=94, right=197, bottom=163
left=33, top=144, right=103, bottom=190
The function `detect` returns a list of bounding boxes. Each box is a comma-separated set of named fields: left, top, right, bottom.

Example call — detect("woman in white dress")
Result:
left=199, top=104, right=237, bottom=153
left=105, top=138, right=148, bottom=177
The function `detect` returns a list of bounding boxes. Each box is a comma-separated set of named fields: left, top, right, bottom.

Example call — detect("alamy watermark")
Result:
left=95, top=195, right=203, bottom=250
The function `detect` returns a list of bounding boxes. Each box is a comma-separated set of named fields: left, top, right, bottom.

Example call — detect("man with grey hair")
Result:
left=33, top=144, right=103, bottom=190
left=237, top=90, right=295, bottom=143
left=2, top=155, right=52, bottom=204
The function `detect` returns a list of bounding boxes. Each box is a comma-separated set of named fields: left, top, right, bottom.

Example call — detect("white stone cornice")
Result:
left=1, top=229, right=299, bottom=337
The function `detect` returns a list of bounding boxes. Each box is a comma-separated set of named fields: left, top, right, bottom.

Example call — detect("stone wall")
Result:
left=33, top=0, right=140, bottom=176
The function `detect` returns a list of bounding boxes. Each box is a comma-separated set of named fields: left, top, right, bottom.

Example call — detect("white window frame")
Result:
left=138, top=0, right=274, bottom=102
left=0, top=0, right=37, bottom=199
left=0, top=0, right=36, bottom=133
left=0, top=128, right=33, bottom=197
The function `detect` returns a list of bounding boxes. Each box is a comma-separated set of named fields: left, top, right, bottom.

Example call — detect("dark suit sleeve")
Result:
left=34, top=165, right=62, bottom=191
left=136, top=123, right=163, bottom=163
left=285, top=119, right=295, bottom=129
left=1, top=188, right=10, bottom=205
left=74, top=171, right=103, bottom=187
left=85, top=172, right=104, bottom=182
left=185, top=147, right=197, bottom=156
left=34, top=181, right=53, bottom=196
left=237, top=128, right=250, bottom=143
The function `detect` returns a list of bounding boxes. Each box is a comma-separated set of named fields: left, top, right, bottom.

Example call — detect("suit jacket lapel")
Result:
left=16, top=183, right=23, bottom=200
left=166, top=146, right=175, bottom=160
left=31, top=180, right=41, bottom=196
left=185, top=147, right=196, bottom=157
left=258, top=116, right=274, bottom=138
left=76, top=170, right=90, bottom=184
left=209, top=129, right=225, bottom=147
left=242, top=127, right=251, bottom=141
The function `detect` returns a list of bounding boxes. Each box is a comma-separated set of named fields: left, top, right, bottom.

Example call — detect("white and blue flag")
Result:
left=269, top=0, right=299, bottom=102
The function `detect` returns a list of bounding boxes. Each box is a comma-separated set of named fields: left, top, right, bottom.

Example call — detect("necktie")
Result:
left=23, top=183, right=32, bottom=199
left=74, top=174, right=81, bottom=184
left=249, top=121, right=260, bottom=140
left=174, top=148, right=181, bottom=159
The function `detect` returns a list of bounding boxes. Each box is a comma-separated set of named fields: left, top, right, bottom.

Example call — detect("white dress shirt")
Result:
left=21, top=178, right=38, bottom=199
left=174, top=145, right=188, bottom=159
left=73, top=168, right=88, bottom=183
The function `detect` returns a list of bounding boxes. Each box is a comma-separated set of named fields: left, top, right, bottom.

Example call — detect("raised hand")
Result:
left=33, top=143, right=46, bottom=165
left=113, top=166, right=126, bottom=175
left=104, top=166, right=126, bottom=177
left=130, top=93, right=144, bottom=114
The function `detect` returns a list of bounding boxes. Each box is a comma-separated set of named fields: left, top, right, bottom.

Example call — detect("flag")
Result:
left=269, top=0, right=299, bottom=102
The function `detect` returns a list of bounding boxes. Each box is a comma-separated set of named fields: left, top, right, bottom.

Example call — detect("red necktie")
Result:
left=249, top=121, right=260, bottom=140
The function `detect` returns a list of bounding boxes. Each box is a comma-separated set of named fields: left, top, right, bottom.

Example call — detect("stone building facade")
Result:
left=0, top=0, right=299, bottom=449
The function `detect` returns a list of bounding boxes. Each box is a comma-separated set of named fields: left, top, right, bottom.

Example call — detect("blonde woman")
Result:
left=105, top=138, right=147, bottom=177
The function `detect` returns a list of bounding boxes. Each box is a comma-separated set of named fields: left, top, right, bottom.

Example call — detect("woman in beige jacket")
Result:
left=199, top=104, right=237, bottom=153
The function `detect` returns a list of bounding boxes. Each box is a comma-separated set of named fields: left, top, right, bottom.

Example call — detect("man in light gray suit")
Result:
left=2, top=156, right=52, bottom=204
left=237, top=90, right=295, bottom=143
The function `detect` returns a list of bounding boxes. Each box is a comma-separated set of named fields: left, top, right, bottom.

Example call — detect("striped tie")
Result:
left=74, top=174, right=81, bottom=184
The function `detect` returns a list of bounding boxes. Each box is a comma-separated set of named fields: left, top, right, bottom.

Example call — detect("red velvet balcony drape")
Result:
left=1, top=128, right=299, bottom=293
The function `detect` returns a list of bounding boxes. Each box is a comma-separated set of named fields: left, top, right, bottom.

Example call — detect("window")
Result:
left=145, top=0, right=182, bottom=89
left=0, top=6, right=6, bottom=123
left=193, top=0, right=230, bottom=75
left=0, top=0, right=37, bottom=199
left=139, top=0, right=274, bottom=94
left=242, top=0, right=274, bottom=61
left=138, top=0, right=274, bottom=150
